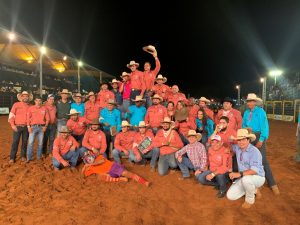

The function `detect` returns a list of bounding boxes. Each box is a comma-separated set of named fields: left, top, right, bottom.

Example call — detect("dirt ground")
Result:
left=0, top=115, right=299, bottom=225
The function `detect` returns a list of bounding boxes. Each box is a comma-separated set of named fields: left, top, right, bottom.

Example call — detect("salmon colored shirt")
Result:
left=84, top=155, right=114, bottom=177
left=203, top=107, right=214, bottom=121
left=132, top=129, right=154, bottom=155
left=175, top=120, right=197, bottom=137
left=208, top=128, right=237, bottom=148
left=145, top=104, right=168, bottom=128
left=82, top=129, right=107, bottom=153
left=208, top=146, right=232, bottom=174
left=27, top=105, right=50, bottom=126
left=96, top=90, right=115, bottom=109
left=215, top=109, right=242, bottom=131
left=130, top=70, right=146, bottom=94
left=167, top=92, right=187, bottom=106
left=9, top=102, right=30, bottom=126
left=66, top=117, right=87, bottom=136
left=44, top=102, right=57, bottom=124
left=188, top=104, right=200, bottom=128
left=53, top=135, right=79, bottom=163
left=114, top=130, right=136, bottom=152
left=151, top=84, right=170, bottom=101
left=144, top=58, right=161, bottom=90
left=84, top=101, right=101, bottom=124
left=153, top=129, right=184, bottom=155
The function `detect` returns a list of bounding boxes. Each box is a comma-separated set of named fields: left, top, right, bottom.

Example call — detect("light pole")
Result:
left=269, top=70, right=283, bottom=85
left=260, top=78, right=267, bottom=102
left=39, top=46, right=46, bottom=97
left=77, top=61, right=83, bottom=93
left=236, top=85, right=240, bottom=105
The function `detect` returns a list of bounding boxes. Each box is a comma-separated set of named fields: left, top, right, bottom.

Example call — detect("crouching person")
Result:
left=227, top=129, right=265, bottom=208
left=196, top=135, right=231, bottom=198
left=175, top=130, right=207, bottom=180
left=52, top=126, right=80, bottom=171
left=132, top=121, right=160, bottom=171
left=153, top=117, right=184, bottom=176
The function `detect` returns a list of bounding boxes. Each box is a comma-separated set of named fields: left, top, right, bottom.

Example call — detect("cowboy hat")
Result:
left=132, top=95, right=146, bottom=102
left=151, top=94, right=163, bottom=102
left=59, top=89, right=71, bottom=95
left=67, top=109, right=80, bottom=116
left=246, top=93, right=259, bottom=101
left=86, top=91, right=96, bottom=99
left=90, top=118, right=100, bottom=125
left=155, top=74, right=167, bottom=83
left=107, top=99, right=117, bottom=105
left=210, top=135, right=222, bottom=142
left=142, top=45, right=156, bottom=54
left=199, top=97, right=210, bottom=103
left=233, top=129, right=256, bottom=142
left=121, top=120, right=131, bottom=127
left=109, top=79, right=120, bottom=85
left=187, top=130, right=202, bottom=142
left=59, top=126, right=71, bottom=133
left=17, top=91, right=33, bottom=102
left=72, top=93, right=83, bottom=101
left=138, top=121, right=148, bottom=128
left=126, top=60, right=139, bottom=68
left=222, top=97, right=234, bottom=105
left=160, top=117, right=175, bottom=128
left=120, top=72, right=130, bottom=79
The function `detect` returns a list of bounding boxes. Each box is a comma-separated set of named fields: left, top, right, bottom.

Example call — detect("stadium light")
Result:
left=260, top=77, right=267, bottom=102
left=78, top=61, right=83, bottom=67
left=39, top=45, right=47, bottom=97
left=236, top=85, right=240, bottom=105
left=40, top=46, right=47, bottom=55
left=269, top=70, right=283, bottom=85
left=77, top=61, right=83, bottom=92
left=63, top=55, right=67, bottom=61
left=8, top=32, right=16, bottom=41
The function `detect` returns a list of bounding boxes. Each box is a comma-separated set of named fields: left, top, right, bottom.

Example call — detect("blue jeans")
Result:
left=43, top=124, right=56, bottom=154
left=56, top=118, right=67, bottom=137
left=112, top=149, right=135, bottom=164
left=121, top=99, right=130, bottom=120
left=177, top=155, right=195, bottom=178
left=10, top=125, right=29, bottom=160
left=196, top=170, right=229, bottom=192
left=158, top=153, right=178, bottom=176
left=144, top=91, right=152, bottom=108
left=27, top=125, right=44, bottom=160
left=130, top=89, right=142, bottom=105
left=52, top=150, right=79, bottom=169
left=133, top=147, right=160, bottom=168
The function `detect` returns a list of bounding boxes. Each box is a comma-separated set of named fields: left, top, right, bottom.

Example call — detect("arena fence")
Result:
left=265, top=99, right=300, bottom=122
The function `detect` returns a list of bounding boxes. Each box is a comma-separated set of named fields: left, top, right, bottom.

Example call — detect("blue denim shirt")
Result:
left=242, top=106, right=269, bottom=142
left=232, top=143, right=265, bottom=177
left=71, top=103, right=85, bottom=116
left=100, top=108, right=121, bottom=132
left=196, top=118, right=215, bottom=137
left=127, top=105, right=146, bottom=127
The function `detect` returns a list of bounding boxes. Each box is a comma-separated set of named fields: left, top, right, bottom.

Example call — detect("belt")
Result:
left=31, top=124, right=45, bottom=127
left=16, top=124, right=26, bottom=127
left=131, top=89, right=141, bottom=91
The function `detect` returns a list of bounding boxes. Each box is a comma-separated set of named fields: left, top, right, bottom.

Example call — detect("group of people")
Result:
left=7, top=45, right=281, bottom=208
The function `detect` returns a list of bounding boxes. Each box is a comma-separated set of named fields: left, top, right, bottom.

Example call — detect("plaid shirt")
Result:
left=175, top=142, right=207, bottom=170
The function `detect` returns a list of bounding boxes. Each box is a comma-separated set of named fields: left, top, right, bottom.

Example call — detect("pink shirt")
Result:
left=44, top=102, right=57, bottom=124
left=53, top=135, right=79, bottom=163
left=120, top=81, right=131, bottom=100
left=208, top=146, right=232, bottom=174
left=84, top=101, right=101, bottom=124
left=144, top=58, right=161, bottom=90
left=66, top=117, right=87, bottom=136
left=145, top=104, right=168, bottom=128
left=96, top=90, right=115, bottom=108
left=153, top=129, right=184, bottom=155
left=27, top=105, right=50, bottom=126
left=82, top=129, right=107, bottom=153
left=9, top=102, right=30, bottom=126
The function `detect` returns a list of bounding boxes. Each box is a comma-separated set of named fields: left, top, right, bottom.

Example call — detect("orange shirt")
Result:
left=204, top=107, right=214, bottom=121
left=9, top=102, right=30, bottom=126
left=82, top=129, right=107, bottom=153
left=151, top=84, right=170, bottom=100
left=114, top=131, right=136, bottom=152
left=144, top=58, right=161, bottom=90
left=66, top=117, right=87, bottom=136
left=153, top=129, right=184, bottom=155
left=83, top=155, right=114, bottom=177
left=208, top=146, right=232, bottom=174
left=175, top=120, right=197, bottom=137
left=53, top=135, right=79, bottom=163
left=145, top=104, right=167, bottom=128
left=96, top=90, right=115, bottom=109
left=27, top=105, right=50, bottom=126
left=132, top=129, right=154, bottom=155
left=130, top=70, right=146, bottom=93
left=167, top=92, right=187, bottom=106
left=208, top=128, right=237, bottom=148
left=44, top=103, right=57, bottom=124
left=84, top=101, right=101, bottom=124
left=215, top=109, right=242, bottom=131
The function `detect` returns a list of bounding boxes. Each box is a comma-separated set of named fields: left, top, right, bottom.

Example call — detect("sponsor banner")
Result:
left=267, top=114, right=274, bottom=119
left=282, top=115, right=294, bottom=122
left=273, top=115, right=283, bottom=120
left=0, top=107, right=9, bottom=114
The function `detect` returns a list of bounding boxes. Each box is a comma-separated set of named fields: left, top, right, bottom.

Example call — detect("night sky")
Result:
left=1, top=0, right=300, bottom=99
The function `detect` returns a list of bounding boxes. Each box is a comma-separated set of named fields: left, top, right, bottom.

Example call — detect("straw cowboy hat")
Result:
left=120, top=72, right=130, bottom=79
left=132, top=95, right=146, bottom=102
left=126, top=60, right=139, bottom=68
left=90, top=118, right=100, bottom=125
left=155, top=74, right=167, bottom=83
left=151, top=94, right=163, bottom=102
left=121, top=120, right=131, bottom=127
left=138, top=121, right=148, bottom=128
left=72, top=93, right=83, bottom=101
left=107, top=99, right=117, bottom=105
left=17, top=91, right=33, bottom=102
left=233, top=129, right=256, bottom=142
left=210, top=134, right=222, bottom=142
left=67, top=109, right=80, bottom=116
left=160, top=117, right=175, bottom=128
left=187, top=130, right=202, bottom=142
left=199, top=97, right=211, bottom=103
left=59, top=89, right=71, bottom=95
left=109, top=79, right=120, bottom=85
left=142, top=45, right=156, bottom=54
left=246, top=93, right=260, bottom=101
left=86, top=91, right=96, bottom=99
left=59, top=126, right=71, bottom=133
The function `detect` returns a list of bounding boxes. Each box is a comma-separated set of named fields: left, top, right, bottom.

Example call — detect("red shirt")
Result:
left=203, top=107, right=214, bottom=120
left=53, top=135, right=79, bottom=163
left=175, top=120, right=197, bottom=137
left=130, top=70, right=146, bottom=93
left=96, top=90, right=115, bottom=109
left=120, top=81, right=131, bottom=100
left=84, top=101, right=101, bottom=124
left=151, top=84, right=170, bottom=101
left=208, top=146, right=232, bottom=174
left=66, top=117, right=87, bottom=136
left=44, top=102, right=57, bottom=124
left=27, top=105, right=50, bottom=126
left=114, top=131, right=136, bottom=152
left=153, top=129, right=184, bottom=155
left=215, top=109, right=242, bottom=131
left=82, top=129, right=107, bottom=153
left=145, top=104, right=168, bottom=128
left=167, top=92, right=187, bottom=106
left=9, top=102, right=30, bottom=126
left=144, top=58, right=161, bottom=90
left=132, top=129, right=154, bottom=156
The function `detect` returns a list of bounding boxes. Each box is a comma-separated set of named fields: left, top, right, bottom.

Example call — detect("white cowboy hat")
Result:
left=199, top=97, right=211, bottom=103
left=59, top=126, right=71, bottom=133
left=233, top=129, right=256, bottom=142
left=210, top=135, right=222, bottom=142
left=86, top=91, right=96, bottom=99
left=72, top=93, right=83, bottom=101
left=155, top=74, right=167, bottom=83
left=132, top=95, right=146, bottom=102
left=67, top=109, right=80, bottom=116
left=17, top=91, right=33, bottom=102
left=126, top=60, right=139, bottom=68
left=187, top=130, right=202, bottom=142
left=151, top=94, right=163, bottom=102
left=120, top=72, right=130, bottom=78
left=246, top=93, right=259, bottom=101
left=142, top=45, right=156, bottom=54
left=160, top=117, right=175, bottom=128
left=59, top=89, right=71, bottom=95
left=107, top=99, right=117, bottom=105
left=109, top=79, right=120, bottom=84
left=138, top=121, right=148, bottom=128
left=121, top=120, right=131, bottom=127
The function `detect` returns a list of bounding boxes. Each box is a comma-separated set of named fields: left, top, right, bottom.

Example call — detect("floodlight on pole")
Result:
left=260, top=77, right=267, bottom=102
left=77, top=61, right=83, bottom=92
left=269, top=70, right=283, bottom=85
left=8, top=32, right=16, bottom=41
left=63, top=55, right=67, bottom=61
left=236, top=85, right=240, bottom=105
left=39, top=46, right=47, bottom=97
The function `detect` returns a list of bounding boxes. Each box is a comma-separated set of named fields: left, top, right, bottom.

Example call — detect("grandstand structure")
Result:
left=0, top=27, right=114, bottom=111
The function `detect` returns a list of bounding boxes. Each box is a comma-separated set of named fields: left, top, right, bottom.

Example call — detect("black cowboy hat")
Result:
left=222, top=97, right=234, bottom=105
